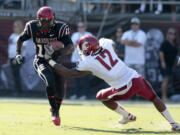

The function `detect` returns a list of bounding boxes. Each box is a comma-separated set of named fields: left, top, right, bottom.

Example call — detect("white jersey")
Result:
left=76, top=38, right=139, bottom=89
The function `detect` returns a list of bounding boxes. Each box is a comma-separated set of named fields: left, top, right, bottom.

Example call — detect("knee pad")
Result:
left=45, top=72, right=55, bottom=87
left=46, top=86, right=55, bottom=96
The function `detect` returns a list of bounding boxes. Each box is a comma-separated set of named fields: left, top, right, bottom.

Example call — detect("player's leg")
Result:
left=96, top=88, right=136, bottom=124
left=137, top=77, right=180, bottom=131
left=53, top=72, right=66, bottom=111
left=53, top=72, right=66, bottom=126
left=33, top=58, right=60, bottom=126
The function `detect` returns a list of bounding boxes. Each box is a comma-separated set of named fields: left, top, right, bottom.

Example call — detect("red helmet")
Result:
left=37, top=6, right=55, bottom=32
left=78, top=35, right=100, bottom=56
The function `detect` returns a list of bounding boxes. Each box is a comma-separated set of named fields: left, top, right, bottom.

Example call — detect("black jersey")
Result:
left=19, top=20, right=72, bottom=58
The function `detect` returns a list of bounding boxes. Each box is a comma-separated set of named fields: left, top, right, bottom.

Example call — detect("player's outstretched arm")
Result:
left=48, top=59, right=91, bottom=78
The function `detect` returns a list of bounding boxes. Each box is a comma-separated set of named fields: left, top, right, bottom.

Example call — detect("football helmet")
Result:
left=78, top=35, right=100, bottom=56
left=37, top=6, right=55, bottom=32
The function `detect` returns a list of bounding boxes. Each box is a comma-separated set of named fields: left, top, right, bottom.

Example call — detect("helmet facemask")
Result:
left=38, top=18, right=54, bottom=33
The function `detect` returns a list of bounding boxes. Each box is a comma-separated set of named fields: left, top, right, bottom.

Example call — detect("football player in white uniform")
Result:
left=46, top=35, right=180, bottom=131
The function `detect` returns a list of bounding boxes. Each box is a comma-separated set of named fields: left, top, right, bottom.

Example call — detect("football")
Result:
left=50, top=40, right=64, bottom=51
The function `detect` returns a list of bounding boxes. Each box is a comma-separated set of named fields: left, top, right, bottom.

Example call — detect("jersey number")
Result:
left=37, top=44, right=44, bottom=57
left=95, top=49, right=118, bottom=71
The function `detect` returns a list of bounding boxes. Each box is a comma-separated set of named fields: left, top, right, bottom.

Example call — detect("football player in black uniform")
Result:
left=15, top=6, right=74, bottom=126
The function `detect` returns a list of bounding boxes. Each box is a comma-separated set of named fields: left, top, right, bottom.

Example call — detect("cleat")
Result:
left=171, top=122, right=180, bottom=131
left=118, top=113, right=136, bottom=124
left=50, top=109, right=60, bottom=126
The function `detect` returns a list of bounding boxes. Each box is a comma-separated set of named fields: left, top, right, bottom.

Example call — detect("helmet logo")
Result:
left=82, top=41, right=89, bottom=51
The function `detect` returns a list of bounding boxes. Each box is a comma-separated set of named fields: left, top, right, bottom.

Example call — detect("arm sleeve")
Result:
left=19, top=22, right=32, bottom=41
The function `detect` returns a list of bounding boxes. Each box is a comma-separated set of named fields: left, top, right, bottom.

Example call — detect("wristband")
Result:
left=49, top=59, right=57, bottom=67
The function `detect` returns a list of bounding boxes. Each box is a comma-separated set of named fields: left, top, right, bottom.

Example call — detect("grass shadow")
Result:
left=64, top=126, right=180, bottom=134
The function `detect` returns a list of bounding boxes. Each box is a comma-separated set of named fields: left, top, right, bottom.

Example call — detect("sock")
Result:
left=161, top=108, right=175, bottom=124
left=56, top=100, right=62, bottom=111
left=114, top=103, right=130, bottom=118
left=47, top=95, right=57, bottom=111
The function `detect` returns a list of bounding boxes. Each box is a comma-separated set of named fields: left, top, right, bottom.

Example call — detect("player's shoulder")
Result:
left=55, top=21, right=69, bottom=28
left=55, top=21, right=70, bottom=38
left=99, top=38, right=115, bottom=48
left=26, top=20, right=38, bottom=26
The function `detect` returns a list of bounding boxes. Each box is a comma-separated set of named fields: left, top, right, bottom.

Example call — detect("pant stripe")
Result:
left=33, top=58, right=49, bottom=86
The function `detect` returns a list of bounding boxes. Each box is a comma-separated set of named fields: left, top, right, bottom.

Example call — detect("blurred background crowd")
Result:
left=0, top=0, right=180, bottom=102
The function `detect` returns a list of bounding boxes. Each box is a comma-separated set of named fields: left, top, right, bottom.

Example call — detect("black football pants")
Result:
left=33, top=57, right=66, bottom=109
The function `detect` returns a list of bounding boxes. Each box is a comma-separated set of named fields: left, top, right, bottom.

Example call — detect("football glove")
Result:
left=15, top=54, right=23, bottom=64
left=44, top=45, right=55, bottom=60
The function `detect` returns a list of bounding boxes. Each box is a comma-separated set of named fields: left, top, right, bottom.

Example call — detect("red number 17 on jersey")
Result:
left=95, top=49, right=118, bottom=71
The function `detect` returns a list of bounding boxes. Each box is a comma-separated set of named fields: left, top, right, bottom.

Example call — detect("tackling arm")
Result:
left=48, top=60, right=91, bottom=78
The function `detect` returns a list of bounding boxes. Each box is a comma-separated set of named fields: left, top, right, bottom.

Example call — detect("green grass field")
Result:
left=0, top=98, right=180, bottom=135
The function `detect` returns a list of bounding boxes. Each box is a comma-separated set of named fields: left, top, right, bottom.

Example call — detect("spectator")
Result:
left=70, top=22, right=92, bottom=100
left=26, top=0, right=41, bottom=10
left=113, top=27, right=124, bottom=60
left=121, top=17, right=146, bottom=77
left=120, top=0, right=127, bottom=13
left=159, top=28, right=178, bottom=101
left=8, top=20, right=24, bottom=94
left=135, top=0, right=163, bottom=14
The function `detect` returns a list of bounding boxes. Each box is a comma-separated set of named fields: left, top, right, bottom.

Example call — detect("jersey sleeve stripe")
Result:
left=61, top=25, right=68, bottom=37
left=58, top=24, right=66, bottom=38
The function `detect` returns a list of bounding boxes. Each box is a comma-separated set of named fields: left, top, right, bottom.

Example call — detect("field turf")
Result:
left=0, top=98, right=180, bottom=135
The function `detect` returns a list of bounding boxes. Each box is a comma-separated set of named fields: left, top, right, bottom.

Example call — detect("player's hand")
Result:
left=44, top=45, right=55, bottom=60
left=15, top=54, right=23, bottom=64
left=45, top=44, right=55, bottom=55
